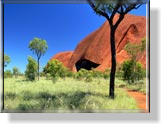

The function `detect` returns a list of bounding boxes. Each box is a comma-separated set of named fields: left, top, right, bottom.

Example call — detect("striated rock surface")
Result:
left=51, top=14, right=147, bottom=72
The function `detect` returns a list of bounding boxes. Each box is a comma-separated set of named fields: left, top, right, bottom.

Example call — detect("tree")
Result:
left=87, top=0, right=146, bottom=98
left=12, top=67, right=20, bottom=78
left=29, top=37, right=48, bottom=80
left=43, top=60, right=68, bottom=80
left=4, top=54, right=10, bottom=68
left=122, top=60, right=145, bottom=83
left=25, top=56, right=38, bottom=81
left=122, top=38, right=146, bottom=83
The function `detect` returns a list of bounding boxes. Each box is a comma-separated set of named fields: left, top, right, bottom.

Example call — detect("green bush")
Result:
left=12, top=67, right=20, bottom=78
left=122, top=60, right=145, bottom=84
left=4, top=70, right=13, bottom=78
left=103, top=69, right=110, bottom=79
left=43, top=60, right=70, bottom=81
left=74, top=69, right=93, bottom=82
left=25, top=56, right=38, bottom=81
left=66, top=70, right=73, bottom=78
left=74, top=69, right=87, bottom=80
left=85, top=71, right=93, bottom=82
left=91, top=69, right=103, bottom=78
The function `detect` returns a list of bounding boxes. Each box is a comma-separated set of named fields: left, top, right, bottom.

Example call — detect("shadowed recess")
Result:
left=75, top=59, right=100, bottom=71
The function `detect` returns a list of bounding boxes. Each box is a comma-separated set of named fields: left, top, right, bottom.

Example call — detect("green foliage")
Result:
left=29, top=37, right=48, bottom=80
left=44, top=60, right=69, bottom=82
left=74, top=69, right=93, bottom=82
left=125, top=37, right=146, bottom=61
left=74, top=69, right=86, bottom=80
left=29, top=37, right=48, bottom=59
left=123, top=38, right=146, bottom=83
left=116, top=78, right=146, bottom=94
left=25, top=56, right=38, bottom=81
left=12, top=67, right=20, bottom=78
left=91, top=69, right=103, bottom=78
left=66, top=70, right=73, bottom=78
left=4, top=70, right=13, bottom=78
left=125, top=43, right=141, bottom=61
left=122, top=60, right=145, bottom=84
left=87, top=0, right=146, bottom=19
left=103, top=68, right=110, bottom=79
left=74, top=68, right=111, bottom=81
left=4, top=54, right=10, bottom=67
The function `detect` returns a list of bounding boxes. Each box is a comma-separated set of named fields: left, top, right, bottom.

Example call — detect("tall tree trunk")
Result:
left=109, top=26, right=116, bottom=99
left=38, top=58, right=39, bottom=80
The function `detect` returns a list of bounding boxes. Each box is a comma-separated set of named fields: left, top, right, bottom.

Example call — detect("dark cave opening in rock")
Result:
left=75, top=59, right=100, bottom=71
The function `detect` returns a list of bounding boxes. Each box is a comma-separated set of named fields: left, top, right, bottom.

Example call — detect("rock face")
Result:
left=51, top=14, right=147, bottom=72
left=51, top=51, right=73, bottom=68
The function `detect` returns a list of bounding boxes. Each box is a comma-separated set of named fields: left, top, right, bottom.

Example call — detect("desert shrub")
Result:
left=25, top=56, right=38, bottom=81
left=4, top=70, right=13, bottom=78
left=74, top=69, right=93, bottom=82
left=103, top=68, right=110, bottom=79
left=103, top=73, right=110, bottom=79
left=91, top=69, right=103, bottom=78
left=74, top=69, right=87, bottom=80
left=85, top=71, right=93, bottom=82
left=122, top=60, right=145, bottom=84
left=66, top=70, right=73, bottom=77
left=43, top=60, right=69, bottom=81
left=12, top=67, right=20, bottom=78
left=39, top=71, right=45, bottom=77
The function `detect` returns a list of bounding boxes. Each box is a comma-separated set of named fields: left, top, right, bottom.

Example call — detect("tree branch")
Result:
left=113, top=14, right=125, bottom=29
left=87, top=0, right=110, bottom=21
left=110, top=3, right=121, bottom=21
left=124, top=3, right=142, bottom=14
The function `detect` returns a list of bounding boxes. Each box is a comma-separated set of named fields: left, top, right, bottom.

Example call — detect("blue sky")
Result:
left=4, top=4, right=147, bottom=73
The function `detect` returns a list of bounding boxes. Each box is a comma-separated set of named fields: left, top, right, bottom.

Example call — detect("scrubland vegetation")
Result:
left=5, top=77, right=144, bottom=112
left=4, top=37, right=147, bottom=112
left=4, top=59, right=146, bottom=112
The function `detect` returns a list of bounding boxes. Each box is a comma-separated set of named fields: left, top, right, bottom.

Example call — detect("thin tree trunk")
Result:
left=38, top=58, right=39, bottom=80
left=109, top=26, right=116, bottom=99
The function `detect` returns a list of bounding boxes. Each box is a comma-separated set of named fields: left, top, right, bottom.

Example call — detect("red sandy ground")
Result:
left=127, top=90, right=149, bottom=112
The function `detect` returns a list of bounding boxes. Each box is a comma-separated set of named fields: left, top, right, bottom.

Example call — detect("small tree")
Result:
left=43, top=60, right=68, bottom=82
left=4, top=54, right=10, bottom=68
left=12, top=67, right=19, bottom=78
left=122, top=60, right=145, bottom=83
left=87, top=0, right=146, bottom=98
left=29, top=37, right=48, bottom=80
left=25, top=56, right=38, bottom=81
left=123, top=38, right=146, bottom=83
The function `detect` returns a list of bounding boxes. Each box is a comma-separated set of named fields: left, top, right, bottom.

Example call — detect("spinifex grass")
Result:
left=4, top=77, right=139, bottom=112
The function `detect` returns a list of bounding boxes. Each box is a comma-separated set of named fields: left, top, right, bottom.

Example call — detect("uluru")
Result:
left=51, top=14, right=147, bottom=72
